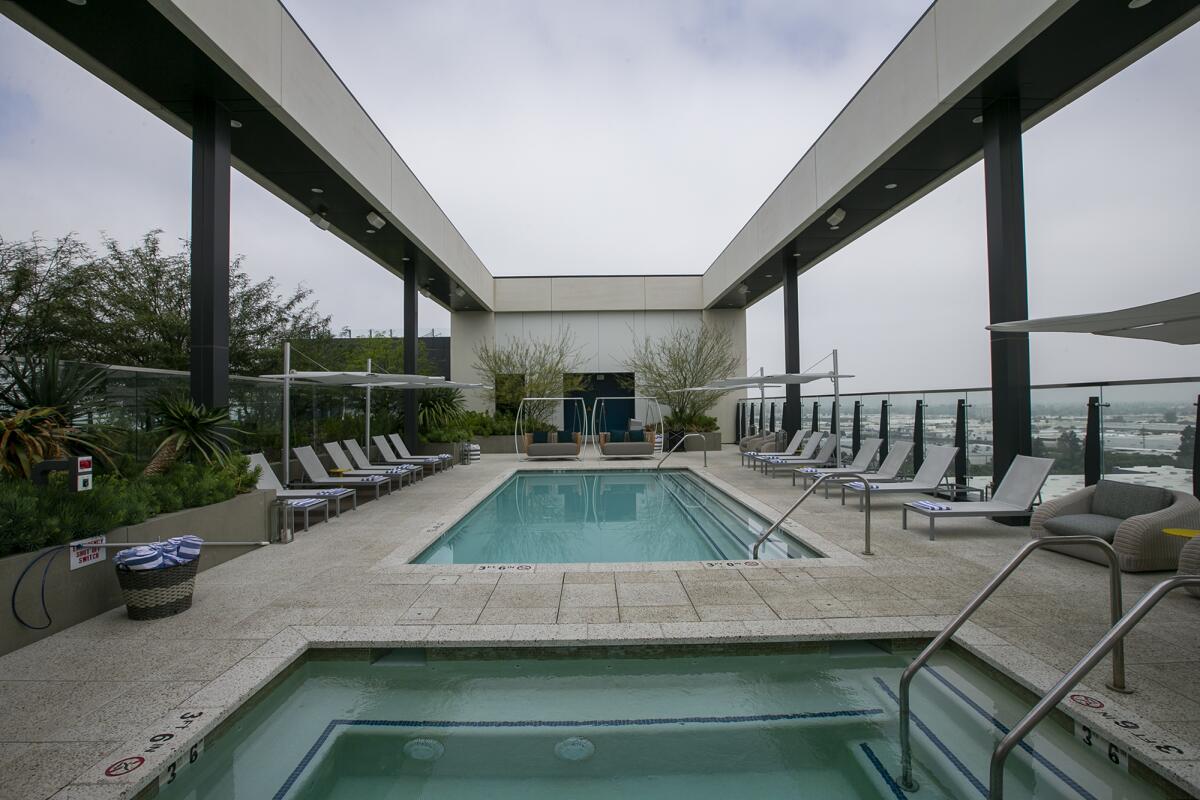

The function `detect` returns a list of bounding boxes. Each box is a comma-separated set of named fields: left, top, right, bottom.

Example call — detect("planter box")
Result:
left=683, top=432, right=722, bottom=452
left=1, top=490, right=272, bottom=657
left=416, top=442, right=462, bottom=461
left=474, top=435, right=518, bottom=454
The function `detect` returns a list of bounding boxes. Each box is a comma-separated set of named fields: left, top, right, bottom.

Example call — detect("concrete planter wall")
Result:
left=473, top=435, right=518, bottom=454
left=681, top=432, right=722, bottom=451
left=1, top=490, right=272, bottom=657
left=415, top=442, right=462, bottom=461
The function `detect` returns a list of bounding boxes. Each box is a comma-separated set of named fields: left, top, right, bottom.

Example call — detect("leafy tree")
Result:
left=472, top=329, right=586, bottom=427
left=622, top=323, right=738, bottom=432
left=1179, top=424, right=1195, bottom=468
left=0, top=231, right=331, bottom=374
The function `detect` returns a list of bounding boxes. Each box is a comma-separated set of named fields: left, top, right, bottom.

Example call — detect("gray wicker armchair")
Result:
left=1031, top=480, right=1200, bottom=572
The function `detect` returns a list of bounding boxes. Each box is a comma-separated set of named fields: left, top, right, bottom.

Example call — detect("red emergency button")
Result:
left=77, top=457, right=93, bottom=471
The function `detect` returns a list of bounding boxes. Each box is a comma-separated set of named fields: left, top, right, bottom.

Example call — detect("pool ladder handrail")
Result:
left=751, top=473, right=872, bottom=558
left=656, top=433, right=708, bottom=469
left=989, top=575, right=1200, bottom=799
left=897, top=535, right=1127, bottom=793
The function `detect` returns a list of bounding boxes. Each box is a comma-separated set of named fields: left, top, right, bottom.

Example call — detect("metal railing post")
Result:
left=989, top=575, right=1200, bottom=799
left=656, top=433, right=708, bottom=469
left=752, top=473, right=871, bottom=558
left=897, top=535, right=1126, bottom=792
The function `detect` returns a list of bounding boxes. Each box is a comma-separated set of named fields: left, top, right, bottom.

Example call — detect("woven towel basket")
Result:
left=115, top=558, right=200, bottom=620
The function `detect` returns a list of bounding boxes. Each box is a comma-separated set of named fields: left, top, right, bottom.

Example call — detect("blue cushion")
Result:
left=626, top=430, right=645, bottom=443
left=1043, top=513, right=1123, bottom=542
left=557, top=430, right=575, bottom=444
left=1092, top=480, right=1171, bottom=519
left=607, top=430, right=625, bottom=443
left=532, top=431, right=549, bottom=444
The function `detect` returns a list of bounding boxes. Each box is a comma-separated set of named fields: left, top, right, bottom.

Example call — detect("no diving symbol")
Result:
left=104, top=756, right=145, bottom=777
left=1069, top=694, right=1105, bottom=709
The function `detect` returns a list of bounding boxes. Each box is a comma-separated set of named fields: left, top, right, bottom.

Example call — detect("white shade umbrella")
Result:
left=987, top=292, right=1200, bottom=345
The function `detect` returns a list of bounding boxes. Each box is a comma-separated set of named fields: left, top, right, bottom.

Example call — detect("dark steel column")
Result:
left=1192, top=395, right=1198, bottom=498
left=851, top=401, right=861, bottom=457
left=403, top=260, right=419, bottom=447
left=782, top=258, right=802, bottom=435
left=880, top=400, right=890, bottom=461
left=983, top=96, right=1033, bottom=488
left=811, top=401, right=819, bottom=433
left=913, top=400, right=925, bottom=472
left=954, top=399, right=968, bottom=489
left=189, top=96, right=231, bottom=408
left=1084, top=396, right=1102, bottom=486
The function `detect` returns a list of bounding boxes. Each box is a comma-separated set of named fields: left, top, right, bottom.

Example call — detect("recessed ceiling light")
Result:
left=972, top=115, right=983, bottom=124
left=365, top=229, right=376, bottom=234
left=826, top=207, right=846, bottom=227
left=311, top=187, right=324, bottom=194
left=884, top=183, right=898, bottom=190
left=401, top=257, right=412, bottom=262
left=791, top=253, right=802, bottom=258
left=230, top=119, right=243, bottom=128
left=830, top=225, right=840, bottom=231
left=66, top=0, right=87, bottom=5
left=1128, top=0, right=1152, bottom=7
left=763, top=274, right=773, bottom=278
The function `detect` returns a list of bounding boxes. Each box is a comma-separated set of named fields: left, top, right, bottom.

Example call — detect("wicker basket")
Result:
left=115, top=558, right=200, bottom=620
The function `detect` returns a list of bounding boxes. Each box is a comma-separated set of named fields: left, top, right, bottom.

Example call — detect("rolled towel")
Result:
left=170, top=535, right=203, bottom=562
left=114, top=545, right=164, bottom=571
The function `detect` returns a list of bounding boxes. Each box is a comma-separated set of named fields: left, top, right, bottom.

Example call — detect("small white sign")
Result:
left=703, top=560, right=763, bottom=570
left=70, top=536, right=106, bottom=570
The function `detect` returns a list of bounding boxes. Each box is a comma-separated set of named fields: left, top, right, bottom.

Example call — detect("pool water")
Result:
left=413, top=470, right=818, bottom=564
left=155, top=645, right=1168, bottom=799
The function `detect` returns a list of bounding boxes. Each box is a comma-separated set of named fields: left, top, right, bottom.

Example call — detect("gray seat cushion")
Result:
left=526, top=442, right=578, bottom=457
left=603, top=442, right=655, bottom=457
left=1091, top=480, right=1171, bottom=520
left=1043, top=513, right=1123, bottom=542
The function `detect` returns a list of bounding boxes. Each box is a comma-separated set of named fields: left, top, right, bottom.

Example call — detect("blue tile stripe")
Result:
left=874, top=676, right=989, bottom=797
left=859, top=742, right=908, bottom=800
left=273, top=707, right=884, bottom=799
left=924, top=667, right=1097, bottom=800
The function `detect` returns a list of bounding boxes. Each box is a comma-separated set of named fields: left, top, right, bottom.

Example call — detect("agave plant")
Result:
left=0, top=349, right=108, bottom=420
left=0, top=407, right=76, bottom=479
left=417, top=387, right=465, bottom=433
left=143, top=396, right=237, bottom=477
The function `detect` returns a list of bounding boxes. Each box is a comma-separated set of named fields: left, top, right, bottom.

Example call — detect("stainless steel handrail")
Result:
left=897, top=535, right=1127, bottom=792
left=656, top=433, right=708, bottom=469
left=989, top=575, right=1200, bottom=800
left=751, top=473, right=872, bottom=558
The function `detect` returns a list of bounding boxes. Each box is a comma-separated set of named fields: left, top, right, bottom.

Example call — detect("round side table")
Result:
left=1166, top=529, right=1200, bottom=598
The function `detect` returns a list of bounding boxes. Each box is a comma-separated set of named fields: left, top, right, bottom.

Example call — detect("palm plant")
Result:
left=143, top=396, right=237, bottom=477
left=417, top=387, right=465, bottom=432
left=0, top=407, right=79, bottom=479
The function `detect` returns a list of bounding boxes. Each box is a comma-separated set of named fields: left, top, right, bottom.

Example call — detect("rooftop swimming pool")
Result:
left=155, top=644, right=1170, bottom=799
left=413, top=470, right=819, bottom=564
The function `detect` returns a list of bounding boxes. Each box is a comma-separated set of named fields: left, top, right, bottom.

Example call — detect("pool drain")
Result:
left=554, top=736, right=595, bottom=761
left=403, top=738, right=444, bottom=761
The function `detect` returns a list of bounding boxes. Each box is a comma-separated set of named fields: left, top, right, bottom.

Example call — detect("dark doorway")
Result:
left=567, top=372, right=634, bottom=433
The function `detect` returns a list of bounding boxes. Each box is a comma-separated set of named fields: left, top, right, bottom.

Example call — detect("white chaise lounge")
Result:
left=740, top=430, right=810, bottom=467
left=387, top=433, right=454, bottom=471
left=293, top=446, right=392, bottom=499
left=249, top=452, right=357, bottom=515
left=792, top=438, right=885, bottom=493
left=372, top=435, right=447, bottom=473
left=323, top=441, right=421, bottom=487
left=841, top=444, right=959, bottom=509
left=902, top=454, right=1055, bottom=539
left=756, top=434, right=838, bottom=477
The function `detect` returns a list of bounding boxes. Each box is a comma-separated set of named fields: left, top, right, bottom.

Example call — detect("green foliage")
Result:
left=417, top=387, right=465, bottom=432
left=0, top=406, right=112, bottom=480
left=0, top=349, right=108, bottom=418
left=0, top=231, right=330, bottom=374
left=622, top=323, right=738, bottom=428
left=458, top=410, right=517, bottom=436
left=1179, top=424, right=1195, bottom=468
left=0, top=455, right=259, bottom=558
left=144, top=396, right=237, bottom=476
left=472, top=329, right=587, bottom=425
left=664, top=412, right=719, bottom=433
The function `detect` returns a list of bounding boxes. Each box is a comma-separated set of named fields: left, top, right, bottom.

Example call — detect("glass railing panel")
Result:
left=963, top=389, right=993, bottom=492
left=1101, top=379, right=1197, bottom=496
left=1031, top=385, right=1096, bottom=499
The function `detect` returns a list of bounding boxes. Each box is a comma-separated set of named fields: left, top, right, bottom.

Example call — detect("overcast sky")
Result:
left=1, top=2, right=1197, bottom=393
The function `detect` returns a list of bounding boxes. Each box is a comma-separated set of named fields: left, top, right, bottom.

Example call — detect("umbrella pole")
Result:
left=832, top=349, right=842, bottom=468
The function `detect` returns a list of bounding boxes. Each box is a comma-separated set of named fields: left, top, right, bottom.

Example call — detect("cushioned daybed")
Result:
left=599, top=428, right=656, bottom=458
left=523, top=431, right=582, bottom=460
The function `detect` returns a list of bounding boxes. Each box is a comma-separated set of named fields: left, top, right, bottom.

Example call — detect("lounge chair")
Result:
left=740, top=430, right=809, bottom=467
left=372, top=435, right=447, bottom=473
left=756, top=435, right=839, bottom=477
left=792, top=438, right=885, bottom=493
left=599, top=427, right=656, bottom=458
left=292, top=446, right=392, bottom=499
left=745, top=432, right=822, bottom=469
left=522, top=431, right=583, bottom=459
left=323, top=441, right=420, bottom=487
left=796, top=441, right=907, bottom=491
left=387, top=433, right=454, bottom=470
left=902, top=455, right=1055, bottom=539
left=343, top=439, right=425, bottom=482
left=841, top=444, right=959, bottom=509
left=248, top=452, right=357, bottom=515
left=1032, top=479, right=1200, bottom=572
left=282, top=497, right=328, bottom=532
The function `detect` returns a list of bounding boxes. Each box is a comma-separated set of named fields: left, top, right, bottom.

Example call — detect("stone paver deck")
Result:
left=2, top=450, right=1198, bottom=798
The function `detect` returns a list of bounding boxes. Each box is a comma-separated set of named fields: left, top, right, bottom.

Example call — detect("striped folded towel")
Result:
left=114, top=545, right=164, bottom=571
left=287, top=498, right=323, bottom=508
left=169, top=535, right=203, bottom=562
left=315, top=489, right=346, bottom=496
left=846, top=481, right=882, bottom=490
left=911, top=500, right=952, bottom=511
left=801, top=467, right=821, bottom=474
